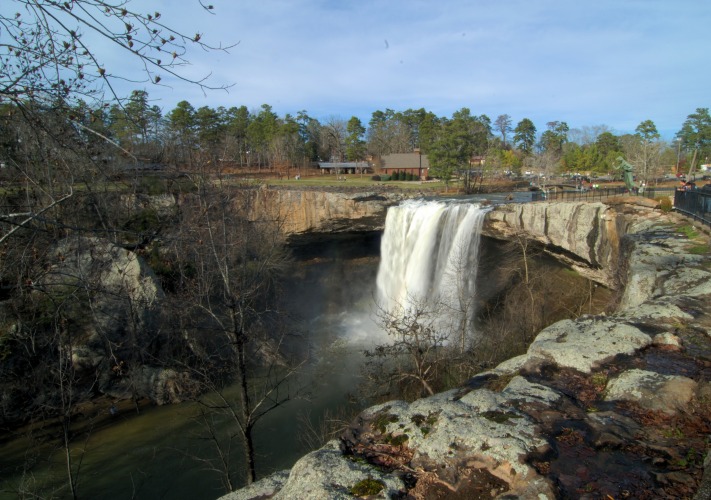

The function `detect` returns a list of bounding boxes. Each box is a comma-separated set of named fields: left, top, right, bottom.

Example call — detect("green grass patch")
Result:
left=267, top=175, right=448, bottom=191
left=687, top=244, right=709, bottom=255
left=678, top=224, right=700, bottom=240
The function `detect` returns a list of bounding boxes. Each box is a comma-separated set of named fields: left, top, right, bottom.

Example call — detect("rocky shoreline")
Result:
left=225, top=202, right=711, bottom=499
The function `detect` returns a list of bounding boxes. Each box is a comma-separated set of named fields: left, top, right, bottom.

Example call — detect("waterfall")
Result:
left=375, top=199, right=489, bottom=341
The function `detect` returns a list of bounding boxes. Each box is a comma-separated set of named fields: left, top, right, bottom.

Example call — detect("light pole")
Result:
left=675, top=138, right=682, bottom=175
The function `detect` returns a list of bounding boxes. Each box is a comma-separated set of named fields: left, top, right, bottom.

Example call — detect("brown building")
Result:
left=379, top=152, right=430, bottom=179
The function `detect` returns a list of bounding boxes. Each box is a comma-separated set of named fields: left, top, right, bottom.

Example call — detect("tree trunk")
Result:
left=232, top=306, right=256, bottom=485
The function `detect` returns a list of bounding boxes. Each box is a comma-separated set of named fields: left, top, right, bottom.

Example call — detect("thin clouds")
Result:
left=68, top=0, right=710, bottom=135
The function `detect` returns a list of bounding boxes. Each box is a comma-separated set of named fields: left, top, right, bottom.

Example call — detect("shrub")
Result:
left=656, top=197, right=672, bottom=213
left=371, top=175, right=381, bottom=181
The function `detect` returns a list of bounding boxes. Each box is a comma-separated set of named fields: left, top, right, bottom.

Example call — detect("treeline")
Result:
left=2, top=91, right=710, bottom=183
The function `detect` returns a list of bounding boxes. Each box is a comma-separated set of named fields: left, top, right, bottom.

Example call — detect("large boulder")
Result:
left=37, top=236, right=188, bottom=403
left=520, top=318, right=652, bottom=374
left=604, top=368, right=697, bottom=414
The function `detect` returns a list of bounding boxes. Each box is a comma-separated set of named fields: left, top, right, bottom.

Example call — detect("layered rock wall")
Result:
left=482, top=201, right=631, bottom=288
left=252, top=189, right=630, bottom=287
left=246, top=188, right=406, bottom=238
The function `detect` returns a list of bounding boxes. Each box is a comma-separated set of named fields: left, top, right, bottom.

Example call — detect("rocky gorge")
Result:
left=3, top=186, right=710, bottom=498
left=224, top=193, right=711, bottom=499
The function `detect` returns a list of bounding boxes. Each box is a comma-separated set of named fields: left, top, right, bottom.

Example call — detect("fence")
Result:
left=531, top=186, right=676, bottom=203
left=674, top=189, right=711, bottom=227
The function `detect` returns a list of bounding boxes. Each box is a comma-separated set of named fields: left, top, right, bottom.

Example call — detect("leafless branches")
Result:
left=1, top=0, right=235, bottom=107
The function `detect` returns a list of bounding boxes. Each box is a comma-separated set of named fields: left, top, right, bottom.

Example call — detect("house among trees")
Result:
left=379, top=152, right=431, bottom=179
left=471, top=155, right=486, bottom=166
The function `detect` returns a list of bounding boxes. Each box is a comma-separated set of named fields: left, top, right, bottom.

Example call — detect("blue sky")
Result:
left=31, top=1, right=711, bottom=138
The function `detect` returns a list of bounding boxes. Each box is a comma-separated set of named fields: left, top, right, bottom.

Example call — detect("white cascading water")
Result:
left=375, top=199, right=490, bottom=341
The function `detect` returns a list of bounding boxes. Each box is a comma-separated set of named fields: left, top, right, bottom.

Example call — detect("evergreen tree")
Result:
left=514, top=118, right=537, bottom=156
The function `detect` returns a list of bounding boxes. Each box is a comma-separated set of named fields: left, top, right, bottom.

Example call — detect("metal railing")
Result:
left=530, top=185, right=711, bottom=227
left=674, top=189, right=711, bottom=227
left=531, top=186, right=624, bottom=202
left=531, top=186, right=676, bottom=202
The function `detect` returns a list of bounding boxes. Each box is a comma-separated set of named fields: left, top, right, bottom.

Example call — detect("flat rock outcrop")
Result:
left=225, top=201, right=711, bottom=499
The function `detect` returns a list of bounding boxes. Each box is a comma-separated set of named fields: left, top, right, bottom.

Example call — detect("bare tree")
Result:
left=568, top=124, right=612, bottom=145
left=160, top=165, right=303, bottom=488
left=364, top=295, right=450, bottom=400
left=0, top=3, right=234, bottom=494
left=624, top=121, right=664, bottom=185
left=494, top=114, right=512, bottom=147
left=321, top=116, right=347, bottom=163
left=0, top=1, right=233, bottom=245
left=1, top=0, right=233, bottom=106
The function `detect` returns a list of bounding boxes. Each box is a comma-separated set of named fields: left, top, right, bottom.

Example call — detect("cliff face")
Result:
left=253, top=189, right=629, bottom=288
left=482, top=200, right=631, bottom=288
left=247, top=188, right=407, bottom=240
left=225, top=200, right=711, bottom=500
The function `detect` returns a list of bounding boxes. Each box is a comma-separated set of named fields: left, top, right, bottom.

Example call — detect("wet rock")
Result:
left=38, top=236, right=170, bottom=400
left=698, top=381, right=711, bottom=401
left=225, top=201, right=711, bottom=500
left=359, top=380, right=555, bottom=477
left=483, top=201, right=621, bottom=287
left=655, top=471, right=697, bottom=488
left=694, top=450, right=711, bottom=500
left=585, top=411, right=642, bottom=448
left=104, top=366, right=200, bottom=405
left=353, top=378, right=558, bottom=497
left=618, top=298, right=694, bottom=324
left=120, top=193, right=177, bottom=217
left=619, top=227, right=711, bottom=309
left=247, top=188, right=406, bottom=237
